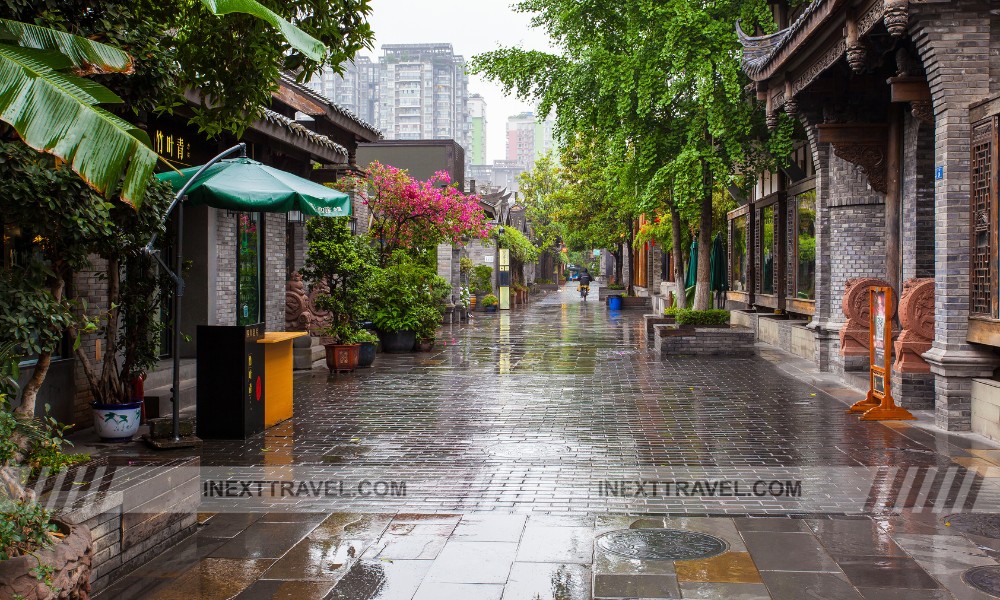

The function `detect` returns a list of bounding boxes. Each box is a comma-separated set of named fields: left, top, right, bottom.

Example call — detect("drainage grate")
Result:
left=943, top=514, right=1000, bottom=540
left=963, top=566, right=1000, bottom=597
left=596, top=528, right=729, bottom=561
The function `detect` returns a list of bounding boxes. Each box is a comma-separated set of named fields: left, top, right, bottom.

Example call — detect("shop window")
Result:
left=731, top=215, right=748, bottom=292
left=971, top=115, right=998, bottom=317
left=761, top=205, right=775, bottom=294
left=237, top=212, right=262, bottom=326
left=794, top=189, right=816, bottom=300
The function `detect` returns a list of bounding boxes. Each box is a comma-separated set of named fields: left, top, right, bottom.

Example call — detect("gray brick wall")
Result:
left=654, top=326, right=756, bottom=356
left=71, top=257, right=109, bottom=424
left=264, top=212, right=286, bottom=331
left=910, top=0, right=1000, bottom=430
left=902, top=114, right=936, bottom=281
left=215, top=211, right=237, bottom=326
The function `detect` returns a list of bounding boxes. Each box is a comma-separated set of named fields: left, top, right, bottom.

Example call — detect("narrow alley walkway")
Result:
left=99, top=286, right=1000, bottom=599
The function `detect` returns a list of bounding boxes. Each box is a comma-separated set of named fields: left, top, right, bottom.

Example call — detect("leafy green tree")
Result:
left=0, top=0, right=374, bottom=206
left=473, top=0, right=791, bottom=307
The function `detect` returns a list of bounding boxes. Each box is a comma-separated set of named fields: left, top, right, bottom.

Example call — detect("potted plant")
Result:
left=481, top=294, right=499, bottom=313
left=353, top=329, right=380, bottom=368
left=301, top=217, right=377, bottom=368
left=0, top=346, right=93, bottom=599
left=370, top=251, right=451, bottom=353
left=471, top=265, right=493, bottom=310
left=414, top=304, right=443, bottom=351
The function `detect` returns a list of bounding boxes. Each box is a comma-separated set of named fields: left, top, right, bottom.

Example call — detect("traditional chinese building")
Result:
left=19, top=75, right=381, bottom=426
left=732, top=0, right=1000, bottom=433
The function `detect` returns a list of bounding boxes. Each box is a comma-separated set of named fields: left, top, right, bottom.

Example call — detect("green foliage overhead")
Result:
left=498, top=227, right=540, bottom=263
left=471, top=265, right=493, bottom=295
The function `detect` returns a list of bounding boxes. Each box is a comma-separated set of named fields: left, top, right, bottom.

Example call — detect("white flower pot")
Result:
left=92, top=400, right=142, bottom=442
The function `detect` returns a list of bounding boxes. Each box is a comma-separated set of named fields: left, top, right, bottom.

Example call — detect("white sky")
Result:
left=364, top=0, right=555, bottom=163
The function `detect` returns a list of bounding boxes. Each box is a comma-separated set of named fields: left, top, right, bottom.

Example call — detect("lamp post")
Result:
left=496, top=198, right=513, bottom=310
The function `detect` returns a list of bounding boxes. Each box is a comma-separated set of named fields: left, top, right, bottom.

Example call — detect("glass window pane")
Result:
left=731, top=215, right=748, bottom=291
left=762, top=205, right=774, bottom=294
left=796, top=190, right=816, bottom=300
left=237, top=212, right=261, bottom=326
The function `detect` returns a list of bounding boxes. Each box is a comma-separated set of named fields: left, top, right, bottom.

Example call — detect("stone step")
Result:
left=144, top=377, right=197, bottom=419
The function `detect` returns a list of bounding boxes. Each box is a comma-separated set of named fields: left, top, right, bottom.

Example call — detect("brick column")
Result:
left=913, top=1, right=999, bottom=430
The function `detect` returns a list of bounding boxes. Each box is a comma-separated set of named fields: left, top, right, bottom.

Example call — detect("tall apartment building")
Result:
left=305, top=56, right=378, bottom=125
left=468, top=94, right=487, bottom=165
left=306, top=45, right=472, bottom=166
left=506, top=112, right=555, bottom=170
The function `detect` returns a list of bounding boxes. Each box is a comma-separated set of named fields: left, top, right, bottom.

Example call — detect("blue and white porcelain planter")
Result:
left=92, top=400, right=142, bottom=442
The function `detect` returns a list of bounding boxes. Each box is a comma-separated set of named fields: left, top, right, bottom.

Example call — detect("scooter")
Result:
left=580, top=283, right=589, bottom=301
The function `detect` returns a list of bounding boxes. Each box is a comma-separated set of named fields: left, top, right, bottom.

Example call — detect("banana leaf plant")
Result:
left=0, top=1, right=325, bottom=208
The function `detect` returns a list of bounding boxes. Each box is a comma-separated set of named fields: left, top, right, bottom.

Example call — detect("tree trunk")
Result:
left=693, top=162, right=713, bottom=311
left=626, top=240, right=635, bottom=296
left=15, top=277, right=65, bottom=419
left=613, top=248, right=623, bottom=285
left=670, top=205, right=684, bottom=307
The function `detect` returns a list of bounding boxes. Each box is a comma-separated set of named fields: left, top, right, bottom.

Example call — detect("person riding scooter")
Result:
left=578, top=269, right=593, bottom=300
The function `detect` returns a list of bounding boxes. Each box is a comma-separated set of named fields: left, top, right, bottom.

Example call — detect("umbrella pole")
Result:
left=143, top=143, right=246, bottom=443
left=171, top=200, right=184, bottom=441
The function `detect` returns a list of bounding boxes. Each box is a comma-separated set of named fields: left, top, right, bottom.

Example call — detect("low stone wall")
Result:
left=643, top=314, right=675, bottom=338
left=972, top=378, right=1000, bottom=442
left=607, top=296, right=651, bottom=310
left=44, top=456, right=200, bottom=593
left=654, top=325, right=755, bottom=356
left=598, top=288, right=625, bottom=301
left=730, top=310, right=758, bottom=335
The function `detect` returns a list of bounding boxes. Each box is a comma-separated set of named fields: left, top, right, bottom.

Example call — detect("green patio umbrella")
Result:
left=685, top=239, right=698, bottom=289
left=709, top=232, right=729, bottom=293
left=156, top=157, right=351, bottom=217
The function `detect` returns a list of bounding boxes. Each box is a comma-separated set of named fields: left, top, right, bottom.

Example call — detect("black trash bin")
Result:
left=196, top=324, right=265, bottom=439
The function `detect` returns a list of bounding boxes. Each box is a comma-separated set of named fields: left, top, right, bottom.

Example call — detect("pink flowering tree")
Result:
left=348, top=161, right=491, bottom=265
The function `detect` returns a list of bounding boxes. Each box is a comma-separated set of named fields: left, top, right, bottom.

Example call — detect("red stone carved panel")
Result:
left=893, top=278, right=934, bottom=373
left=285, top=271, right=332, bottom=334
left=839, top=277, right=892, bottom=358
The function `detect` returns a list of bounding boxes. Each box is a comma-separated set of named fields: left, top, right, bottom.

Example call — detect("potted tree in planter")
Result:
left=301, top=217, right=377, bottom=374
left=471, top=265, right=493, bottom=310
left=370, top=251, right=451, bottom=353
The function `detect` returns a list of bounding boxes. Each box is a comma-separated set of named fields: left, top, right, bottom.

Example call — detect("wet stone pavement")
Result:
left=95, top=285, right=1000, bottom=599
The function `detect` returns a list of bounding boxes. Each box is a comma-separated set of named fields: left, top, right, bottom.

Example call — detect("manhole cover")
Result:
left=486, top=442, right=566, bottom=458
left=596, top=529, right=729, bottom=561
left=963, top=566, right=1000, bottom=597
left=943, top=514, right=1000, bottom=539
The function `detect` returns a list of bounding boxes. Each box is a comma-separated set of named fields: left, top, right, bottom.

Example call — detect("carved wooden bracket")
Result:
left=884, top=0, right=910, bottom=37
left=817, top=123, right=889, bottom=194
left=889, top=76, right=933, bottom=125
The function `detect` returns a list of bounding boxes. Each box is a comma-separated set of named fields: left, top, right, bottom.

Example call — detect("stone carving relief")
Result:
left=285, top=271, right=332, bottom=333
left=893, top=278, right=934, bottom=373
left=839, top=277, right=893, bottom=358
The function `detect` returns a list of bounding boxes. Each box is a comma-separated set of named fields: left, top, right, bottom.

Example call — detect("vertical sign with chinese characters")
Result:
left=871, top=288, right=888, bottom=396
left=153, top=129, right=194, bottom=166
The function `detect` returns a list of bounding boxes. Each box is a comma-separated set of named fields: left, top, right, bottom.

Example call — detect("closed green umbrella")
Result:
left=710, top=232, right=729, bottom=293
left=685, top=239, right=698, bottom=289
left=156, top=157, right=351, bottom=217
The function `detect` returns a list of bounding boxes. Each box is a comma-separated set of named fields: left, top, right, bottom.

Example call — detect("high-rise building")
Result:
left=468, top=94, right=487, bottom=165
left=506, top=112, right=555, bottom=170
left=305, top=56, right=377, bottom=125
left=306, top=44, right=472, bottom=167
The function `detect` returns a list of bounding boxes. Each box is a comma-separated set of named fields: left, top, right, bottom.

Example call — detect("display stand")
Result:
left=257, top=331, right=308, bottom=427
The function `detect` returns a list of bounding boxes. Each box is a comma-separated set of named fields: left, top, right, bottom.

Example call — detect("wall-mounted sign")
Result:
left=847, top=286, right=914, bottom=421
left=935, top=166, right=944, bottom=180
left=484, top=255, right=494, bottom=263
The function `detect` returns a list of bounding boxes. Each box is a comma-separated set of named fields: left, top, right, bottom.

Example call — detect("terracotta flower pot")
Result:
left=324, top=343, right=360, bottom=374
left=0, top=519, right=93, bottom=600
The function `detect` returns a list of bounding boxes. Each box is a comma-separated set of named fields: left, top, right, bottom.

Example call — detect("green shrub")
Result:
left=674, top=309, right=730, bottom=327
left=471, top=265, right=493, bottom=294
left=607, top=283, right=625, bottom=290
left=664, top=306, right=680, bottom=316
left=481, top=294, right=499, bottom=307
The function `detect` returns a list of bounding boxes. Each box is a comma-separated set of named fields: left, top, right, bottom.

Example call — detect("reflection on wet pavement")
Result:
left=95, top=287, right=1000, bottom=599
